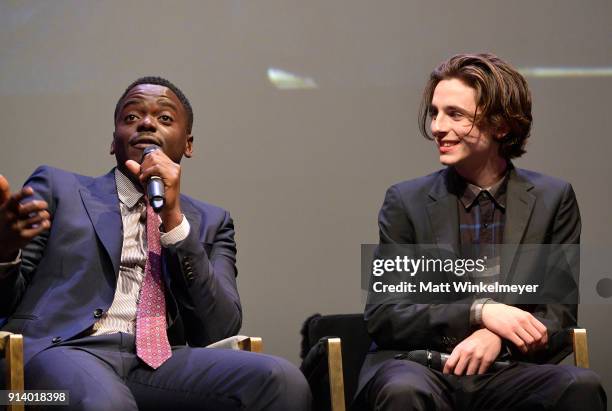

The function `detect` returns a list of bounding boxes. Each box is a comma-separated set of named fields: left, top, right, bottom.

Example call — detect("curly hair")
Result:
left=418, top=53, right=532, bottom=159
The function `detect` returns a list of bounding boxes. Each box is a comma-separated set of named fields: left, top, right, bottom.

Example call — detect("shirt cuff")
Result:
left=0, top=249, right=22, bottom=279
left=470, top=297, right=492, bottom=326
left=160, top=214, right=190, bottom=247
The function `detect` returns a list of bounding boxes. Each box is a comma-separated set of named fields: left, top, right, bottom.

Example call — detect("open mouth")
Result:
left=439, top=140, right=460, bottom=147
left=130, top=136, right=161, bottom=149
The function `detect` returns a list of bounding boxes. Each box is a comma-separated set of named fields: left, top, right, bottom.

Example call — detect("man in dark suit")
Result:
left=356, top=54, right=606, bottom=410
left=0, top=77, right=312, bottom=410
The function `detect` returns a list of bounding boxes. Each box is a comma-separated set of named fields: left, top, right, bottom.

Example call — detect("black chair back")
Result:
left=300, top=313, right=371, bottom=410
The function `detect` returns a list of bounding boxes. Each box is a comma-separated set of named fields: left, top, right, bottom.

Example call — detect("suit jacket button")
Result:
left=93, top=308, right=103, bottom=318
left=52, top=337, right=62, bottom=344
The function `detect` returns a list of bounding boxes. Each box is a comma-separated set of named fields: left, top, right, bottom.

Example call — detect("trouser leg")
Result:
left=461, top=363, right=606, bottom=411
left=126, top=345, right=312, bottom=411
left=24, top=343, right=138, bottom=411
left=364, top=359, right=453, bottom=411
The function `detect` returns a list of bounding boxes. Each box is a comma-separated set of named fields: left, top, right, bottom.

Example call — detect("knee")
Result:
left=250, top=355, right=312, bottom=410
left=556, top=366, right=606, bottom=410
left=260, top=355, right=310, bottom=392
left=565, top=367, right=604, bottom=396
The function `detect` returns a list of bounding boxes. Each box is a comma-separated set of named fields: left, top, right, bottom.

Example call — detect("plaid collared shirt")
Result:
left=448, top=166, right=510, bottom=325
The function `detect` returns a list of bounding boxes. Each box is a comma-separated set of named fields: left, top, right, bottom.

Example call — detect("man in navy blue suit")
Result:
left=0, top=76, right=312, bottom=410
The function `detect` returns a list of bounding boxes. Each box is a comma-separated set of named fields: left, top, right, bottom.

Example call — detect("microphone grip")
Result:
left=142, top=145, right=165, bottom=212
left=440, top=353, right=511, bottom=372
left=402, top=350, right=511, bottom=373
left=147, top=176, right=164, bottom=212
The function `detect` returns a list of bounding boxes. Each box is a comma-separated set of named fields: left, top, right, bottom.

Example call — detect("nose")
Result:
left=137, top=115, right=157, bottom=133
left=430, top=113, right=449, bottom=138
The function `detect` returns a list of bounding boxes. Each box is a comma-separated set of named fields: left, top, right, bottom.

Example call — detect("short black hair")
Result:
left=114, top=76, right=194, bottom=133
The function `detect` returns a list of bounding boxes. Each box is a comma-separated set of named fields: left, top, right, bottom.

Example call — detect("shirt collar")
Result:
left=114, top=168, right=144, bottom=209
left=455, top=166, right=510, bottom=210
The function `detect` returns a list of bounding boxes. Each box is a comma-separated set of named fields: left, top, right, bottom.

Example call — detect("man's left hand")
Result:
left=443, top=328, right=502, bottom=376
left=125, top=149, right=183, bottom=231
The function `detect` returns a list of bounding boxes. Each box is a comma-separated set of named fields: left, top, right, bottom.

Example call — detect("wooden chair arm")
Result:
left=236, top=336, right=263, bottom=353
left=0, top=331, right=25, bottom=411
left=326, top=338, right=346, bottom=411
left=205, top=335, right=263, bottom=353
left=571, top=328, right=589, bottom=368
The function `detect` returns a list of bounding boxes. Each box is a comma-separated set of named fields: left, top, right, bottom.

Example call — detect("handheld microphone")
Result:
left=399, top=350, right=511, bottom=373
left=142, top=145, right=164, bottom=212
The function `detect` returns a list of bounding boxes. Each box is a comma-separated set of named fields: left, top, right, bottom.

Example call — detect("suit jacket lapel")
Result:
left=79, top=170, right=123, bottom=277
left=426, top=169, right=460, bottom=256
left=502, top=168, right=536, bottom=277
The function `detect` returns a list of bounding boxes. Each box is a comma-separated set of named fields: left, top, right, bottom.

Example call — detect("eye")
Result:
left=429, top=109, right=438, bottom=119
left=449, top=110, right=463, bottom=120
left=124, top=114, right=138, bottom=122
left=159, top=115, right=173, bottom=123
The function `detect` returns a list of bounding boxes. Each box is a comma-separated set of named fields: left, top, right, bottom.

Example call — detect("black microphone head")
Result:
left=142, top=144, right=160, bottom=160
left=405, top=350, right=428, bottom=366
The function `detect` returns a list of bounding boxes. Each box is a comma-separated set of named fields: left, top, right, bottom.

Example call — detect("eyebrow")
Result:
left=156, top=99, right=179, bottom=112
left=428, top=104, right=472, bottom=115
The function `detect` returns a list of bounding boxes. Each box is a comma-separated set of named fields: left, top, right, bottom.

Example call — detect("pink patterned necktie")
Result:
left=136, top=202, right=172, bottom=369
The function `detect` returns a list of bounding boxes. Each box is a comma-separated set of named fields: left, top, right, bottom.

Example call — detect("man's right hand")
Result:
left=482, top=302, right=548, bottom=353
left=0, top=175, right=51, bottom=262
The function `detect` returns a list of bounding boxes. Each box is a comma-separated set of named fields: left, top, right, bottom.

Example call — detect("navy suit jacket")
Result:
left=0, top=165, right=242, bottom=365
left=357, top=166, right=581, bottom=400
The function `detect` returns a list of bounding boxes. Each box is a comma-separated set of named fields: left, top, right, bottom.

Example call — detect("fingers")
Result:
left=18, top=200, right=49, bottom=217
left=514, top=315, right=547, bottom=352
left=3, top=186, right=35, bottom=212
left=443, top=349, right=474, bottom=376
left=507, top=333, right=527, bottom=353
left=483, top=304, right=549, bottom=353
left=138, top=164, right=165, bottom=183
left=453, top=353, right=469, bottom=376
left=478, top=356, right=493, bottom=374
left=19, top=219, right=51, bottom=239
left=447, top=351, right=477, bottom=376
left=17, top=210, right=50, bottom=228
left=522, top=321, right=543, bottom=349
left=513, top=328, right=534, bottom=353
left=464, top=354, right=480, bottom=376
left=139, top=162, right=180, bottom=190
left=0, top=175, right=10, bottom=204
left=443, top=351, right=459, bottom=375
left=131, top=150, right=178, bottom=183
left=125, top=160, right=141, bottom=176
left=531, top=317, right=548, bottom=345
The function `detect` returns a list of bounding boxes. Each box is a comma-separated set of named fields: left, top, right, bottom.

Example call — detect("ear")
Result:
left=494, top=124, right=510, bottom=141
left=184, top=134, right=194, bottom=158
left=110, top=133, right=116, bottom=155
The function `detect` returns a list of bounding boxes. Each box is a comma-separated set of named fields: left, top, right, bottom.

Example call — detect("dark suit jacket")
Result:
left=357, top=166, right=581, bottom=399
left=0, top=165, right=242, bottom=365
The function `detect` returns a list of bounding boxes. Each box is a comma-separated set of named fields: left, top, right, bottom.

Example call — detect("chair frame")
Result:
left=1, top=331, right=24, bottom=411
left=0, top=332, right=262, bottom=411
left=324, top=328, right=589, bottom=411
